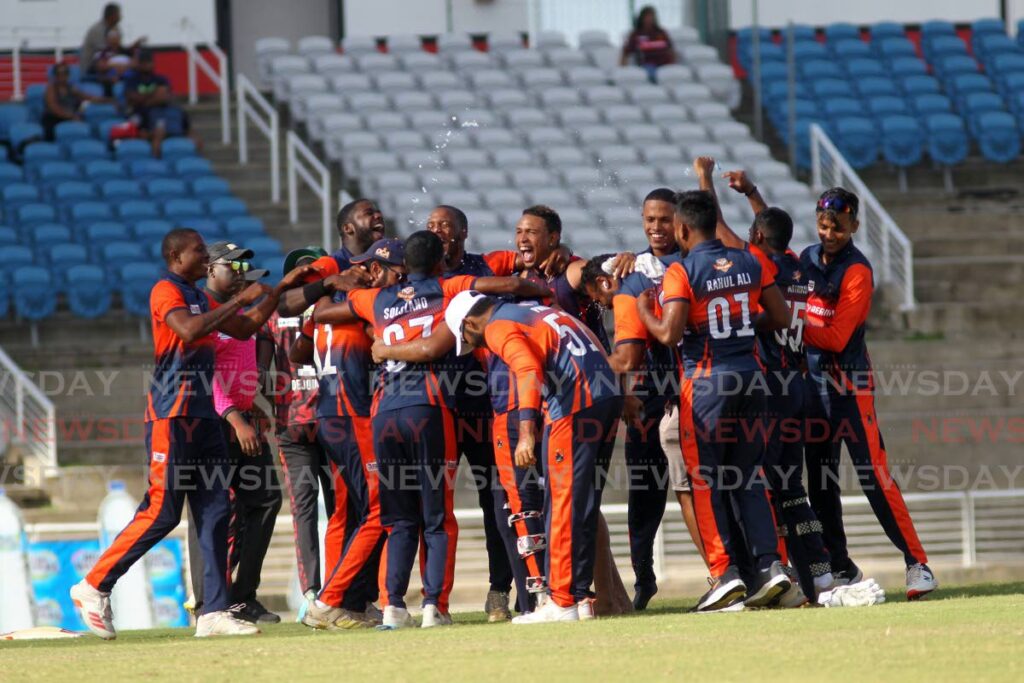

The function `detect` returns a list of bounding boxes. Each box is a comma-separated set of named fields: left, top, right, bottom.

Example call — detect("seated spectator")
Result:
left=80, top=3, right=145, bottom=78
left=42, top=62, right=108, bottom=140
left=92, top=29, right=137, bottom=96
left=123, top=50, right=202, bottom=157
left=620, top=5, right=677, bottom=82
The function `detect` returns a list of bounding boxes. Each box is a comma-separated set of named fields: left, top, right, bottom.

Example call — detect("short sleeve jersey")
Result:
left=750, top=244, right=808, bottom=371
left=313, top=293, right=374, bottom=419
left=266, top=311, right=319, bottom=428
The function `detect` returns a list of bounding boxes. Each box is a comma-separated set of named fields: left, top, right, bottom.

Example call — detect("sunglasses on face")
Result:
left=212, top=260, right=251, bottom=272
left=816, top=196, right=856, bottom=217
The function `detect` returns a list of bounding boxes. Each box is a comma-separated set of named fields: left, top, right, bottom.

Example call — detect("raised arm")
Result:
left=312, top=296, right=359, bottom=325
left=372, top=324, right=456, bottom=364
left=802, top=264, right=872, bottom=352
left=636, top=294, right=687, bottom=347
left=474, top=275, right=551, bottom=300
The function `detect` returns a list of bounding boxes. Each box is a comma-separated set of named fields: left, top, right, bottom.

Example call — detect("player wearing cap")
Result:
left=72, top=228, right=302, bottom=639
left=300, top=239, right=409, bottom=630
left=427, top=291, right=623, bottom=624
left=264, top=246, right=351, bottom=619
left=801, top=188, right=937, bottom=600
left=636, top=190, right=794, bottom=612
left=315, top=231, right=550, bottom=629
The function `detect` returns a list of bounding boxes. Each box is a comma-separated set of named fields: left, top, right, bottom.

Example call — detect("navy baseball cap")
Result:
left=351, top=238, right=404, bottom=266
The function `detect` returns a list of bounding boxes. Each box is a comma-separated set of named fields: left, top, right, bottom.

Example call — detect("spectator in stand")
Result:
left=620, top=5, right=677, bottom=82
left=42, top=62, right=108, bottom=140
left=80, top=3, right=145, bottom=77
left=91, top=28, right=138, bottom=96
left=123, top=50, right=202, bottom=157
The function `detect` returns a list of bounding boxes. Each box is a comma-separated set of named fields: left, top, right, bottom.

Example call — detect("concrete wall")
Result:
left=230, top=0, right=333, bottom=82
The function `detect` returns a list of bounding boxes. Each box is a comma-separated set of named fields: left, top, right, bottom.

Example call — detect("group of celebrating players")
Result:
left=69, top=155, right=938, bottom=639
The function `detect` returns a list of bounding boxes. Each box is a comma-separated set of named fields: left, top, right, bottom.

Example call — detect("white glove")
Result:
left=817, top=579, right=886, bottom=607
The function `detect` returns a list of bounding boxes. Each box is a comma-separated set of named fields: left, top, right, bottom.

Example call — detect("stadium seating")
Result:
left=739, top=18, right=1024, bottom=168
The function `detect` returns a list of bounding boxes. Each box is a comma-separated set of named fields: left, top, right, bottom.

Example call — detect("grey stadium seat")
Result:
left=681, top=44, right=720, bottom=64
left=298, top=35, right=335, bottom=57
left=281, top=74, right=327, bottom=103
left=475, top=230, right=516, bottom=252
left=609, top=66, right=648, bottom=86
left=535, top=30, right=568, bottom=48
left=709, top=121, right=752, bottom=144
left=581, top=186, right=630, bottom=210
left=750, top=160, right=792, bottom=182
left=500, top=50, right=545, bottom=71
left=417, top=169, right=462, bottom=190
left=686, top=142, right=728, bottom=160
left=574, top=230, right=623, bottom=253
left=374, top=72, right=417, bottom=93
left=356, top=53, right=399, bottom=72
left=565, top=66, right=608, bottom=87
left=484, top=188, right=528, bottom=210
left=384, top=130, right=428, bottom=151
left=556, top=207, right=595, bottom=232
left=449, top=51, right=494, bottom=72
left=646, top=102, right=688, bottom=124
left=658, top=163, right=698, bottom=187
left=582, top=85, right=627, bottom=106
left=505, top=108, right=550, bottom=130
left=579, top=30, right=612, bottom=49
left=353, top=151, right=401, bottom=176
left=730, top=141, right=773, bottom=162
left=345, top=92, right=390, bottom=113
left=463, top=169, right=508, bottom=190
left=363, top=111, right=407, bottom=132
left=340, top=35, right=378, bottom=56
left=656, top=64, right=695, bottom=85
left=539, top=87, right=581, bottom=108
left=560, top=166, right=603, bottom=187
left=695, top=63, right=741, bottom=109
left=669, top=82, right=714, bottom=104
left=488, top=32, right=525, bottom=53
left=524, top=127, right=571, bottom=147
left=400, top=52, right=443, bottom=73
left=256, top=37, right=291, bottom=86
left=336, top=131, right=381, bottom=156
left=400, top=150, right=443, bottom=171
left=471, top=128, right=520, bottom=149
left=393, top=92, right=437, bottom=113
left=312, top=54, right=354, bottom=75
left=587, top=46, right=620, bottom=71
left=314, top=112, right=362, bottom=143
left=455, top=108, right=499, bottom=128
left=556, top=106, right=601, bottom=128
left=469, top=69, right=517, bottom=91
left=490, top=147, right=533, bottom=169
left=614, top=164, right=659, bottom=187
left=437, top=90, right=478, bottom=111
left=368, top=170, right=418, bottom=195
left=621, top=124, right=665, bottom=145
left=437, top=33, right=476, bottom=53
left=408, top=110, right=449, bottom=132
left=576, top=125, right=620, bottom=148
left=509, top=168, right=556, bottom=189
left=528, top=188, right=578, bottom=207
left=270, top=55, right=309, bottom=78
left=464, top=208, right=501, bottom=232
left=721, top=203, right=748, bottom=226
left=393, top=189, right=436, bottom=214
left=446, top=149, right=491, bottom=169
left=626, top=84, right=672, bottom=105
left=438, top=189, right=483, bottom=209
left=542, top=146, right=589, bottom=169
left=662, top=122, right=707, bottom=145
left=601, top=206, right=638, bottom=230
left=485, top=89, right=532, bottom=110
left=419, top=71, right=464, bottom=90
left=601, top=104, right=646, bottom=126
left=297, top=93, right=344, bottom=124
left=640, top=146, right=685, bottom=165
left=330, top=73, right=372, bottom=93
left=689, top=101, right=733, bottom=126
left=542, top=47, right=588, bottom=69
left=428, top=128, right=473, bottom=150
left=596, top=145, right=640, bottom=165
left=669, top=26, right=701, bottom=45
left=387, top=34, right=423, bottom=53
left=519, top=68, right=563, bottom=90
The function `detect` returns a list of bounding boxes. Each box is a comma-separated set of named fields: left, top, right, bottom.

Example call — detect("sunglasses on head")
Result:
left=816, top=196, right=856, bottom=217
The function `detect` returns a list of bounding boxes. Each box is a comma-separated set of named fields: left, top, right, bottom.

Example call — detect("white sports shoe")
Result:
left=421, top=604, right=452, bottom=628
left=381, top=605, right=415, bottom=630
left=70, top=580, right=116, bottom=640
left=194, top=610, right=261, bottom=637
left=577, top=598, right=596, bottom=621
left=906, top=563, right=938, bottom=601
left=818, top=579, right=886, bottom=608
left=511, top=599, right=579, bottom=625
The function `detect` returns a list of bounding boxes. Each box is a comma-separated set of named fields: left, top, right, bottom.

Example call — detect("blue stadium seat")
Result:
left=911, top=94, right=954, bottom=117
left=0, top=226, right=18, bottom=246
left=964, top=92, right=1005, bottom=129
left=255, top=255, right=284, bottom=285
left=833, top=40, right=871, bottom=59
left=49, top=242, right=89, bottom=286
left=68, top=139, right=110, bottom=163
left=70, top=202, right=114, bottom=231
left=160, top=138, right=197, bottom=162
left=223, top=215, right=265, bottom=239
left=0, top=278, right=7, bottom=317
left=54, top=121, right=92, bottom=145
left=8, top=123, right=44, bottom=151
left=101, top=242, right=146, bottom=282
left=23, top=85, right=45, bottom=120
left=145, top=178, right=189, bottom=200
left=975, top=34, right=1017, bottom=61
left=207, top=197, right=247, bottom=218
left=95, top=118, right=130, bottom=141
left=32, top=224, right=73, bottom=249
left=948, top=73, right=993, bottom=98
left=36, top=161, right=78, bottom=190
left=85, top=221, right=130, bottom=245
left=12, top=266, right=56, bottom=321
left=793, top=41, right=829, bottom=61
left=0, top=246, right=33, bottom=278
left=147, top=241, right=163, bottom=261
left=16, top=203, right=57, bottom=229
left=757, top=62, right=789, bottom=85
left=825, top=23, right=860, bottom=43
left=245, top=236, right=285, bottom=258
left=163, top=199, right=206, bottom=224
left=738, top=42, right=785, bottom=71
left=889, top=57, right=928, bottom=78
left=855, top=77, right=900, bottom=98
left=173, top=157, right=214, bottom=178
left=66, top=265, right=111, bottom=316
left=23, top=143, right=64, bottom=176
left=46, top=63, right=81, bottom=82
left=900, top=75, right=941, bottom=95
left=180, top=218, right=222, bottom=240
left=82, top=103, right=120, bottom=125
left=54, top=182, right=97, bottom=217
left=927, top=35, right=969, bottom=58
left=990, top=53, right=1024, bottom=75
left=834, top=117, right=880, bottom=168
left=880, top=115, right=924, bottom=167
left=925, top=113, right=969, bottom=166
left=936, top=55, right=978, bottom=78
left=867, top=96, right=910, bottom=118
left=737, top=27, right=774, bottom=46
left=875, top=37, right=917, bottom=61
left=78, top=82, right=104, bottom=99
left=972, top=18, right=1006, bottom=37
left=83, top=159, right=126, bottom=183
left=190, top=177, right=231, bottom=198
left=764, top=79, right=808, bottom=105
left=846, top=58, right=887, bottom=78
left=117, top=200, right=161, bottom=222
left=789, top=25, right=817, bottom=42
left=134, top=219, right=173, bottom=242
left=120, top=262, right=162, bottom=317
left=975, top=111, right=1020, bottom=162
left=0, top=146, right=7, bottom=162
left=823, top=98, right=862, bottom=121
left=0, top=163, right=24, bottom=188
left=2, top=183, right=41, bottom=210
left=129, top=159, right=172, bottom=180
left=801, top=60, right=844, bottom=80
left=1019, top=19, right=1024, bottom=48
left=811, top=79, right=850, bottom=100
left=921, top=20, right=957, bottom=42
left=115, top=139, right=152, bottom=162
left=101, top=179, right=144, bottom=201
left=0, top=104, right=29, bottom=143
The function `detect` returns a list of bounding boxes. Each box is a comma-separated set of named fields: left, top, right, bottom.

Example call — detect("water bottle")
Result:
left=97, top=481, right=154, bottom=630
left=0, top=487, right=35, bottom=632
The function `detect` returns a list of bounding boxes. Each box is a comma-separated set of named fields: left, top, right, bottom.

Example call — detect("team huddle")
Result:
left=68, top=155, right=938, bottom=638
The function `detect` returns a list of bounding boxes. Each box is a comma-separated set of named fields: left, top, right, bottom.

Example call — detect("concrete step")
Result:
left=905, top=300, right=1024, bottom=337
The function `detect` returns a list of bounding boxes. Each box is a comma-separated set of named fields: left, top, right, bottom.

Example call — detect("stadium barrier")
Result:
left=810, top=122, right=915, bottom=311
left=236, top=73, right=281, bottom=203
left=286, top=130, right=332, bottom=250
left=0, top=346, right=56, bottom=479
left=0, top=26, right=65, bottom=100
left=181, top=17, right=230, bottom=146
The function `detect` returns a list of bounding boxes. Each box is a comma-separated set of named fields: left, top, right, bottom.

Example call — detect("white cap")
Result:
left=445, top=290, right=488, bottom=357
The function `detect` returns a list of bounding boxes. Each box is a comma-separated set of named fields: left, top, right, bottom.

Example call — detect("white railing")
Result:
left=0, top=26, right=66, bottom=100
left=181, top=18, right=230, bottom=145
left=286, top=130, right=332, bottom=251
left=236, top=74, right=280, bottom=203
left=0, top=347, right=57, bottom=478
left=810, top=123, right=916, bottom=312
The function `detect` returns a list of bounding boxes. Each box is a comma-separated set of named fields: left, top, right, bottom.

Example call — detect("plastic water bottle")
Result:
left=0, top=487, right=36, bottom=632
left=288, top=488, right=329, bottom=615
left=98, top=481, right=154, bottom=630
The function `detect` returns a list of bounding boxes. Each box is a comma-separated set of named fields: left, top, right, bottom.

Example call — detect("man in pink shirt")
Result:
left=186, top=241, right=283, bottom=624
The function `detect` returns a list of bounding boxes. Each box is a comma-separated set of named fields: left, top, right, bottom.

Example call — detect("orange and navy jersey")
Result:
left=145, top=273, right=219, bottom=422
left=312, top=296, right=374, bottom=419
left=266, top=311, right=319, bottom=427
left=750, top=244, right=809, bottom=371
left=613, top=266, right=679, bottom=410
left=799, top=241, right=874, bottom=391
left=443, top=250, right=518, bottom=279
left=348, top=273, right=477, bottom=414
left=550, top=259, right=610, bottom=350
left=482, top=302, right=619, bottom=422
left=661, top=239, right=774, bottom=378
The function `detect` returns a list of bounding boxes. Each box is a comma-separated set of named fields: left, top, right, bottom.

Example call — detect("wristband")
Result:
left=744, top=185, right=758, bottom=197
left=303, top=279, right=327, bottom=305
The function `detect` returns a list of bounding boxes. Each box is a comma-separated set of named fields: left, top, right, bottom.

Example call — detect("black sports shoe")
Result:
left=696, top=567, right=746, bottom=612
left=632, top=583, right=658, bottom=611
left=832, top=562, right=864, bottom=587
left=744, top=561, right=792, bottom=608
left=232, top=600, right=281, bottom=624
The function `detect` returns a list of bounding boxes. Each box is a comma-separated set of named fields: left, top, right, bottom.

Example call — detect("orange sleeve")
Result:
left=150, top=281, right=187, bottom=323
left=304, top=255, right=340, bottom=283
left=441, top=274, right=478, bottom=299
left=483, top=250, right=518, bottom=276
left=803, top=263, right=873, bottom=353
left=486, top=321, right=544, bottom=421
left=749, top=244, right=778, bottom=287
left=346, top=288, right=378, bottom=326
left=661, top=262, right=691, bottom=304
left=612, top=292, right=649, bottom=346
left=300, top=316, right=315, bottom=339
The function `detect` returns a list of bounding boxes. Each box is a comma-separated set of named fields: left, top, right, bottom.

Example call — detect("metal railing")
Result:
left=236, top=74, right=280, bottom=203
left=181, top=18, right=230, bottom=145
left=286, top=130, right=332, bottom=251
left=0, top=26, right=65, bottom=100
left=810, top=122, right=916, bottom=311
left=0, top=346, right=57, bottom=478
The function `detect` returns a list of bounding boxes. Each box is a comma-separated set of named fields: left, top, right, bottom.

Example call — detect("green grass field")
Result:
left=4, top=582, right=1023, bottom=683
